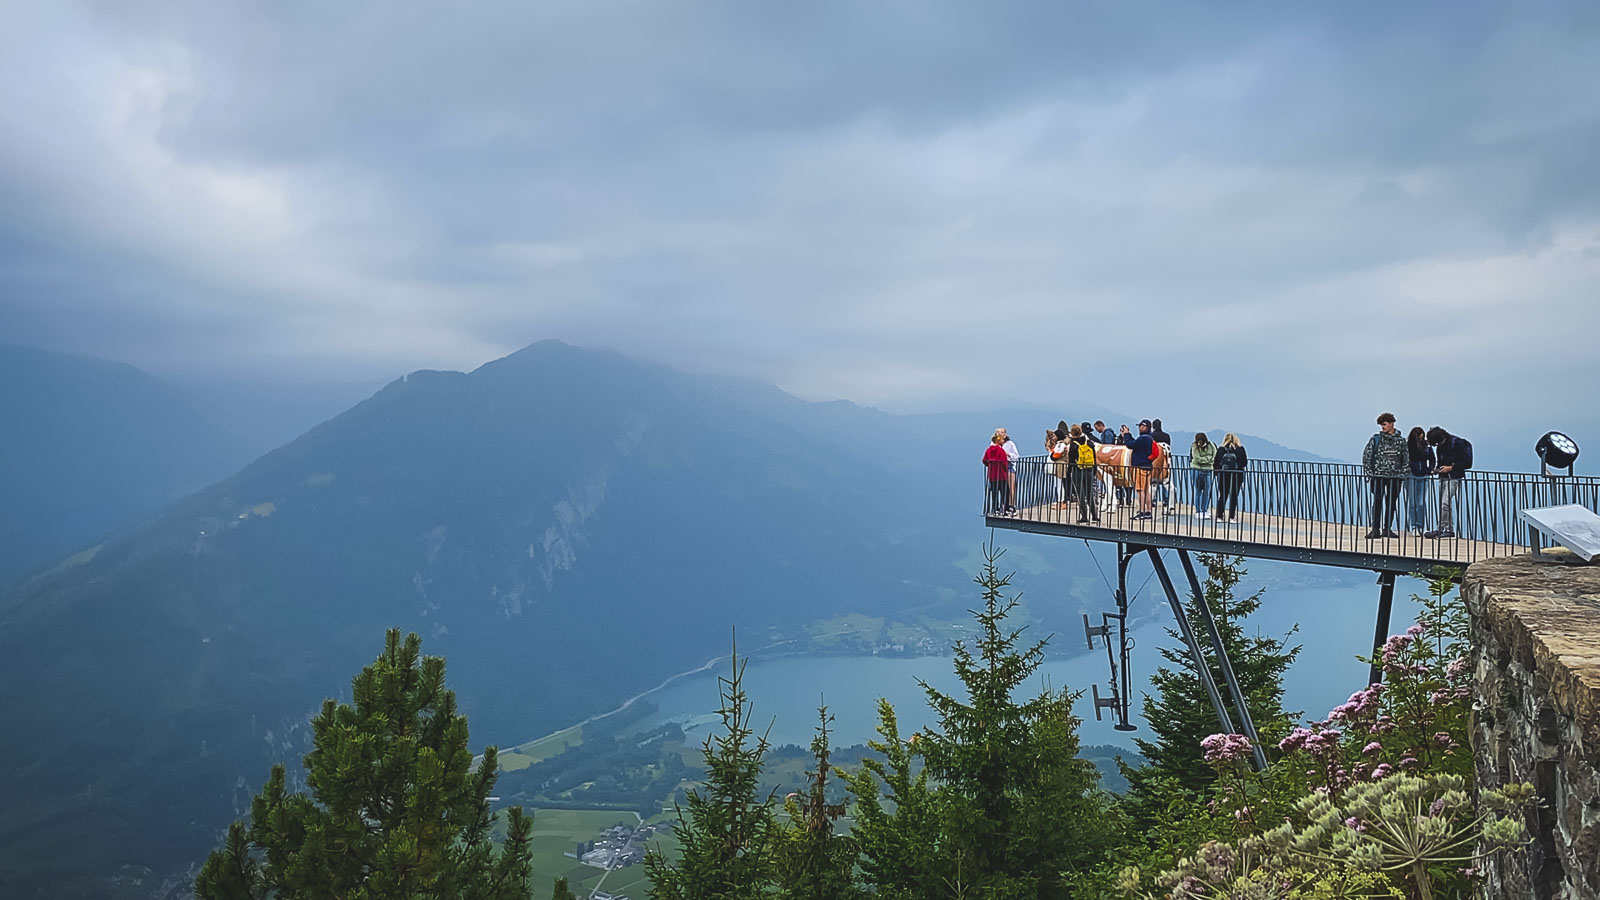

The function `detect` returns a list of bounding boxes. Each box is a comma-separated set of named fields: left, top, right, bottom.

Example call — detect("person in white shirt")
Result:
left=998, top=427, right=1020, bottom=514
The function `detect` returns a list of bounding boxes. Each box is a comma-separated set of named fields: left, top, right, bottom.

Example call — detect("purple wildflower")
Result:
left=1200, top=733, right=1254, bottom=765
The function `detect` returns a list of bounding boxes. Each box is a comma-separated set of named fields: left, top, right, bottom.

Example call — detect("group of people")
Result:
left=983, top=412, right=1476, bottom=540
left=1362, top=413, right=1473, bottom=539
left=982, top=417, right=1251, bottom=522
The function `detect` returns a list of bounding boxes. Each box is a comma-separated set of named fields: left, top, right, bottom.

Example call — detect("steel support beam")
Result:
left=1178, top=550, right=1268, bottom=771
left=1115, top=544, right=1135, bottom=731
left=1144, top=547, right=1237, bottom=741
left=1368, top=571, right=1397, bottom=687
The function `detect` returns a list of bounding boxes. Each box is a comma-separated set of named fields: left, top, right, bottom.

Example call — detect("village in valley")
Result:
left=570, top=820, right=663, bottom=872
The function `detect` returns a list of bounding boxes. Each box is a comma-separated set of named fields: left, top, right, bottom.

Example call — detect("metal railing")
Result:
left=984, top=454, right=1600, bottom=568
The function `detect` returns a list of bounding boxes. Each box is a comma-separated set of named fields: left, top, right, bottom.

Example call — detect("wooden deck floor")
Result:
left=988, top=497, right=1522, bottom=575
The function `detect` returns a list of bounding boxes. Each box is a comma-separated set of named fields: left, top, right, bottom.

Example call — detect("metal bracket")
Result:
left=1090, top=683, right=1121, bottom=722
left=1084, top=613, right=1111, bottom=648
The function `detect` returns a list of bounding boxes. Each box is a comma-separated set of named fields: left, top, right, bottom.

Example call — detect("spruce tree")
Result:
left=550, top=877, right=578, bottom=900
left=841, top=700, right=943, bottom=900
left=775, top=705, right=863, bottom=900
left=195, top=628, right=534, bottom=899
left=645, top=641, right=777, bottom=900
left=913, top=542, right=1108, bottom=898
left=1122, top=554, right=1299, bottom=819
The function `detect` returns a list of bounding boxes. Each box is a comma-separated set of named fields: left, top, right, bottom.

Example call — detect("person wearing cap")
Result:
left=1127, top=419, right=1157, bottom=520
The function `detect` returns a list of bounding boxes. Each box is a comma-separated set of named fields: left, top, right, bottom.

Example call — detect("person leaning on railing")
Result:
left=1406, top=426, right=1436, bottom=534
left=983, top=432, right=1012, bottom=515
left=1190, top=432, right=1216, bottom=520
left=1362, top=412, right=1409, bottom=540
left=1426, top=426, right=1473, bottom=539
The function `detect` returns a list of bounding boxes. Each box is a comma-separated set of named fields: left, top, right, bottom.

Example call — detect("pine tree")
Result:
left=195, top=628, right=534, bottom=899
left=775, top=705, right=863, bottom=900
left=645, top=640, right=777, bottom=900
left=550, top=877, right=578, bottom=900
left=1122, top=554, right=1299, bottom=820
left=917, top=542, right=1107, bottom=898
left=841, top=700, right=943, bottom=900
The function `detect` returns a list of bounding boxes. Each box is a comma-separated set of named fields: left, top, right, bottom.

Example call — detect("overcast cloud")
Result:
left=2, top=1, right=1598, bottom=456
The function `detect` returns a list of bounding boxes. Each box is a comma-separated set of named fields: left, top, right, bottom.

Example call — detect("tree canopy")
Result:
left=195, top=629, right=533, bottom=900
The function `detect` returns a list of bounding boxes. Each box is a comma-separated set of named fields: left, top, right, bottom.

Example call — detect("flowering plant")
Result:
left=1122, top=576, right=1529, bottom=899
left=1121, top=774, right=1529, bottom=900
left=1277, top=574, right=1472, bottom=800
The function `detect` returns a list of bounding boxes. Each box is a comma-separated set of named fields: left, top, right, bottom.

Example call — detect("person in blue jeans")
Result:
left=1425, top=426, right=1473, bottom=539
left=1405, top=426, right=1435, bottom=534
left=1189, top=432, right=1216, bottom=519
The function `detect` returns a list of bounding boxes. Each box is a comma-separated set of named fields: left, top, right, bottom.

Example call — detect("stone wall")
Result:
left=1467, top=555, right=1600, bottom=900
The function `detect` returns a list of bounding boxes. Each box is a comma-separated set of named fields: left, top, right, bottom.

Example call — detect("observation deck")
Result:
left=982, top=454, right=1600, bottom=754
left=985, top=456, right=1600, bottom=577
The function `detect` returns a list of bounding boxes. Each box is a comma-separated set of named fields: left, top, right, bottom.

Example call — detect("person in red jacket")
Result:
left=984, top=431, right=1012, bottom=515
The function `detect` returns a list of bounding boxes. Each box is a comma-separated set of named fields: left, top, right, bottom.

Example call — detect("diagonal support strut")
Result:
left=1144, top=547, right=1240, bottom=750
left=1177, top=550, right=1269, bottom=771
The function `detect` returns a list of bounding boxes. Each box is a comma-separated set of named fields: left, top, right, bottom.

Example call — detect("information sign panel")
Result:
left=1520, top=504, right=1600, bottom=562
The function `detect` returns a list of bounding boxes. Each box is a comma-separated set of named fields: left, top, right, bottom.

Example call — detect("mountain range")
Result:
left=0, top=345, right=377, bottom=586
left=0, top=340, right=1331, bottom=897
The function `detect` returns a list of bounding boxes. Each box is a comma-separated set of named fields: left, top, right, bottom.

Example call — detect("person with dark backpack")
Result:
left=1214, top=433, right=1248, bottom=522
left=1425, top=426, right=1473, bottom=539
left=1069, top=424, right=1101, bottom=524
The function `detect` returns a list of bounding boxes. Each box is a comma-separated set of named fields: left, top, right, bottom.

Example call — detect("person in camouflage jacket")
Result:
left=1362, top=412, right=1410, bottom=539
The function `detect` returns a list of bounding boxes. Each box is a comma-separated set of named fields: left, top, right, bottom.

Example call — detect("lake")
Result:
left=643, top=579, right=1429, bottom=750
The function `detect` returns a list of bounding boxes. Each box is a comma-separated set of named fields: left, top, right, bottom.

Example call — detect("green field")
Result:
left=513, top=725, right=584, bottom=764
left=498, top=751, right=535, bottom=771
left=525, top=807, right=679, bottom=899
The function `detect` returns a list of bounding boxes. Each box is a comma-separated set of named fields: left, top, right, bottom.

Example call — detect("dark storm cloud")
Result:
left=2, top=0, right=1598, bottom=455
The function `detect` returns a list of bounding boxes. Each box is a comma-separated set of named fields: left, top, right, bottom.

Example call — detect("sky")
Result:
left=2, top=1, right=1598, bottom=458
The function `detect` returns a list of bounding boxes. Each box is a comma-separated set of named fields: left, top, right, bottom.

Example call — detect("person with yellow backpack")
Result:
left=1068, top=424, right=1101, bottom=525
